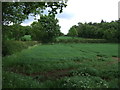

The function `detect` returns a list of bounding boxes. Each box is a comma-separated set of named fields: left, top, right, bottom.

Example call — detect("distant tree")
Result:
left=67, top=26, right=78, bottom=37
left=103, top=28, right=117, bottom=41
left=94, top=28, right=104, bottom=38
left=101, top=20, right=105, bottom=23
left=69, top=20, right=119, bottom=42
left=88, top=22, right=92, bottom=25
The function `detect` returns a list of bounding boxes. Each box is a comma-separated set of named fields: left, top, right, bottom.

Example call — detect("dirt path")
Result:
left=109, top=57, right=120, bottom=64
left=112, top=57, right=120, bottom=61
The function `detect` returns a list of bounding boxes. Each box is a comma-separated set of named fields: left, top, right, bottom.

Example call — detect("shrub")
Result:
left=21, top=35, right=32, bottom=41
left=2, top=40, right=38, bottom=56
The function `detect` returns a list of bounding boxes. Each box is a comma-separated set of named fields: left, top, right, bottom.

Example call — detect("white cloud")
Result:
left=20, top=21, right=33, bottom=26
left=58, top=18, right=75, bottom=34
left=56, top=0, right=119, bottom=34
left=21, top=14, right=40, bottom=26
left=57, top=12, right=74, bottom=19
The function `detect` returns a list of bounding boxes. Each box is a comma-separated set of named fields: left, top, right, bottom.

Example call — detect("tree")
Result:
left=103, top=28, right=117, bottom=41
left=31, top=15, right=61, bottom=43
left=94, top=28, right=104, bottom=38
left=69, top=20, right=119, bottom=42
left=31, top=21, right=43, bottom=41
left=22, top=26, right=32, bottom=35
left=2, top=1, right=67, bottom=25
left=101, top=19, right=105, bottom=23
left=67, top=26, right=78, bottom=37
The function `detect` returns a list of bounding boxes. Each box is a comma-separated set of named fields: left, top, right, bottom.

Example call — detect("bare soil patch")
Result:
left=107, top=57, right=120, bottom=64
left=112, top=57, right=120, bottom=61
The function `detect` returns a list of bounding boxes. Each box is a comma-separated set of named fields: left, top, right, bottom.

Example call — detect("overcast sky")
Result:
left=21, top=0, right=119, bottom=34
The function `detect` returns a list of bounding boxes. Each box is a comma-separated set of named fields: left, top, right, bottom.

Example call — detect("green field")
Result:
left=2, top=2, right=119, bottom=89
left=3, top=43, right=119, bottom=88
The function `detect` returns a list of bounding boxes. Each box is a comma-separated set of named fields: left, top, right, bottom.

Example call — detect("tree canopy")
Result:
left=2, top=1, right=67, bottom=24
left=67, top=20, right=119, bottom=42
left=31, top=15, right=61, bottom=43
left=67, top=25, right=78, bottom=37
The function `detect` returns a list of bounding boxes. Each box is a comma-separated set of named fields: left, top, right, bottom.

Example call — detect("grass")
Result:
left=2, top=43, right=119, bottom=88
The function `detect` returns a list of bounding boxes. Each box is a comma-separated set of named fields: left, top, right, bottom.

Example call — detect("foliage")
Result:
left=31, top=15, right=61, bottom=43
left=103, top=28, right=118, bottom=42
left=2, top=40, right=38, bottom=56
left=2, top=25, right=13, bottom=40
left=21, top=35, right=32, bottom=41
left=2, top=24, right=32, bottom=40
left=11, top=24, right=26, bottom=40
left=30, top=22, right=43, bottom=42
left=2, top=1, right=67, bottom=24
left=67, top=25, right=78, bottom=37
left=67, top=20, right=119, bottom=42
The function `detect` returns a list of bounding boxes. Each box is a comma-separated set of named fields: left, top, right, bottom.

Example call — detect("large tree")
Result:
left=31, top=15, right=61, bottom=43
left=2, top=1, right=67, bottom=24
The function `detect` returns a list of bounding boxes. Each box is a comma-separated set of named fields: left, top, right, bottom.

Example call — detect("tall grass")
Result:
left=3, top=43, right=119, bottom=88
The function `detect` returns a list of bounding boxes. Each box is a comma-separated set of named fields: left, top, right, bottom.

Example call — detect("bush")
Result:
left=21, top=35, right=32, bottom=41
left=2, top=40, right=38, bottom=56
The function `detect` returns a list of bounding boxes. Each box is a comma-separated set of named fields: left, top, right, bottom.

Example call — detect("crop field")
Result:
left=2, top=43, right=119, bottom=88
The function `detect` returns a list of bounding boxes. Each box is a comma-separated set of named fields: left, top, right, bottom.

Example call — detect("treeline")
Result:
left=67, top=20, right=120, bottom=42
left=3, top=15, right=63, bottom=43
